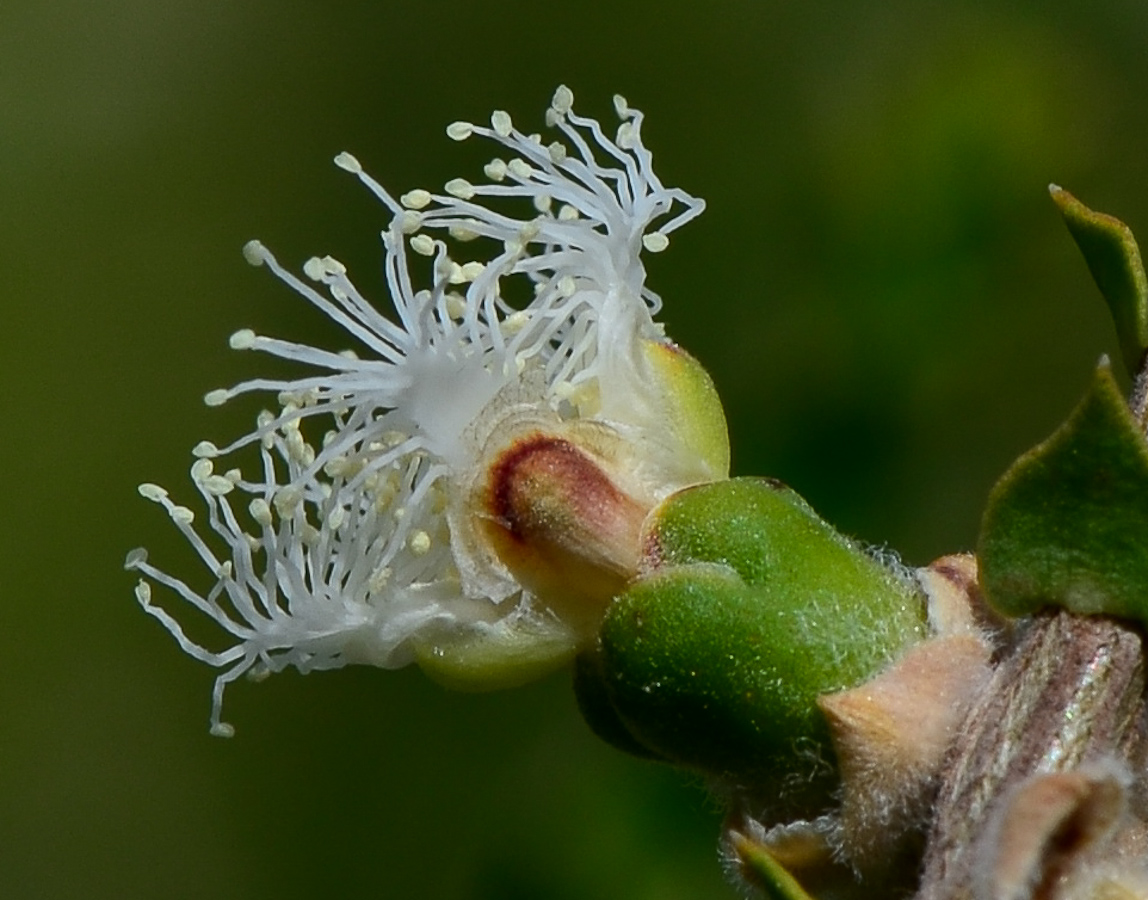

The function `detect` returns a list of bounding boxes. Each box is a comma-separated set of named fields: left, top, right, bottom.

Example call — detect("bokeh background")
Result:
left=4, top=1, right=1148, bottom=897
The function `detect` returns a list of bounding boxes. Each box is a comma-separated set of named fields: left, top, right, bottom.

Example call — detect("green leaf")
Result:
left=1051, top=185, right=1148, bottom=374
left=590, top=478, right=927, bottom=794
left=979, top=362, right=1148, bottom=621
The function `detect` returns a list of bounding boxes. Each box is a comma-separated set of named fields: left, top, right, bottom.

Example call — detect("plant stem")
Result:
left=914, top=612, right=1147, bottom=899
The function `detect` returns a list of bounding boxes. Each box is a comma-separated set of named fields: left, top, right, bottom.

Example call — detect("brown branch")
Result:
left=914, top=612, right=1147, bottom=899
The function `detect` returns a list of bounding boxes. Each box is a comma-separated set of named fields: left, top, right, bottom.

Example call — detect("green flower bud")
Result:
left=584, top=478, right=928, bottom=798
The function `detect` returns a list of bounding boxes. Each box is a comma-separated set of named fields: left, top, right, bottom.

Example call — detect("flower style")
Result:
left=126, top=86, right=729, bottom=737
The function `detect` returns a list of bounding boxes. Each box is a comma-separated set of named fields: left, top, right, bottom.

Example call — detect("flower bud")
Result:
left=581, top=477, right=929, bottom=806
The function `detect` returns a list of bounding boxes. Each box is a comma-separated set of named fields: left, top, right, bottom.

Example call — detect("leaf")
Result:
left=978, top=362, right=1148, bottom=621
left=1050, top=185, right=1148, bottom=374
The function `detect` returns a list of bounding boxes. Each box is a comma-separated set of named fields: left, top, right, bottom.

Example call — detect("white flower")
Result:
left=127, top=86, right=727, bottom=737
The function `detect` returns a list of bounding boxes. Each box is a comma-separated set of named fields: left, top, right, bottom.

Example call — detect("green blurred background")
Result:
left=4, top=1, right=1147, bottom=897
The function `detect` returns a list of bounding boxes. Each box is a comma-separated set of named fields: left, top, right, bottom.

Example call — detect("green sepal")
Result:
left=593, top=478, right=927, bottom=789
left=413, top=618, right=577, bottom=692
left=730, top=836, right=818, bottom=900
left=639, top=338, right=730, bottom=483
left=979, top=361, right=1148, bottom=622
left=602, top=561, right=827, bottom=788
left=572, top=651, right=668, bottom=761
left=1051, top=185, right=1148, bottom=374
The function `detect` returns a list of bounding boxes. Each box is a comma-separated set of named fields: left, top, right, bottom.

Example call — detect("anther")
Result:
left=241, top=240, right=267, bottom=266
left=410, top=235, right=436, bottom=256
left=229, top=329, right=257, bottom=350
left=642, top=233, right=670, bottom=253
left=445, top=178, right=476, bottom=200
left=138, top=483, right=169, bottom=503
left=333, top=151, right=362, bottom=173
left=552, top=85, right=574, bottom=115
left=400, top=189, right=432, bottom=210
left=484, top=159, right=508, bottom=182
left=446, top=121, right=474, bottom=141
left=491, top=110, right=513, bottom=137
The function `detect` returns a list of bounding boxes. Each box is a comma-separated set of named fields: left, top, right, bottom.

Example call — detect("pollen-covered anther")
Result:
left=481, top=433, right=650, bottom=633
left=507, top=158, right=532, bottom=180
left=551, top=85, right=574, bottom=115
left=248, top=498, right=273, bottom=527
left=241, top=240, right=268, bottom=266
left=191, top=459, right=236, bottom=496
left=134, top=580, right=151, bottom=605
left=400, top=189, right=432, bottom=210
left=369, top=566, right=392, bottom=593
left=642, top=233, right=670, bottom=253
left=397, top=211, right=423, bottom=234
left=445, top=178, right=475, bottom=200
left=138, top=483, right=168, bottom=503
left=333, top=151, right=362, bottom=173
left=547, top=142, right=567, bottom=164
left=229, top=329, right=257, bottom=350
left=445, top=121, right=473, bottom=141
left=410, top=234, right=436, bottom=257
left=616, top=121, right=637, bottom=150
left=409, top=530, right=431, bottom=556
left=170, top=505, right=195, bottom=525
left=273, top=485, right=304, bottom=517
left=447, top=261, right=484, bottom=284
left=502, top=311, right=530, bottom=335
left=445, top=293, right=467, bottom=319
left=448, top=225, right=479, bottom=242
left=491, top=110, right=513, bottom=137
left=246, top=662, right=271, bottom=683
left=459, top=261, right=484, bottom=282
left=192, top=441, right=219, bottom=459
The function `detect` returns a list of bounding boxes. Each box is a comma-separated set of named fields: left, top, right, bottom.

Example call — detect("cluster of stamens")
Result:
left=127, top=85, right=706, bottom=736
